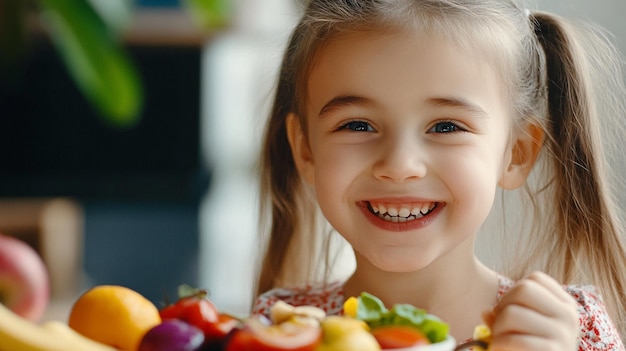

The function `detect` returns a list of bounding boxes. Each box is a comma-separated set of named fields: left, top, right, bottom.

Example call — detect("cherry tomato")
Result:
left=371, top=325, right=430, bottom=349
left=204, top=313, right=241, bottom=341
left=225, top=316, right=321, bottom=351
left=160, top=296, right=219, bottom=335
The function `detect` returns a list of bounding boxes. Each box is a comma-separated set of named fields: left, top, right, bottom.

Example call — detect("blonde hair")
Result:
left=255, top=0, right=626, bottom=335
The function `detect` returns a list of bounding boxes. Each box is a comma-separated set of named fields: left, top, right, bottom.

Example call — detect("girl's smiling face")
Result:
left=289, top=31, right=519, bottom=272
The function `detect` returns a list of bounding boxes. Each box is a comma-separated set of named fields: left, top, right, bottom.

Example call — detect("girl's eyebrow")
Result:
left=318, top=95, right=373, bottom=117
left=317, top=95, right=488, bottom=118
left=427, top=97, right=488, bottom=117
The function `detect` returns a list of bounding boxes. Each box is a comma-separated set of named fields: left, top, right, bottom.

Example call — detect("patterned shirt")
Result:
left=252, top=276, right=624, bottom=350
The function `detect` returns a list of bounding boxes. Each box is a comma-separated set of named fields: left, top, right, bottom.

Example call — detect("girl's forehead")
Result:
left=303, top=24, right=515, bottom=103
left=304, top=30, right=510, bottom=121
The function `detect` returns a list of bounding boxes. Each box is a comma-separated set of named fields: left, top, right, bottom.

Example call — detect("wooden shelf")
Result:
left=25, top=8, right=217, bottom=47
left=123, top=9, right=216, bottom=47
left=0, top=198, right=83, bottom=299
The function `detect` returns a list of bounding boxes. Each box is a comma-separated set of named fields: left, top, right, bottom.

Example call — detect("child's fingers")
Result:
left=481, top=309, right=495, bottom=329
left=524, top=271, right=579, bottom=307
left=490, top=303, right=560, bottom=338
left=493, top=272, right=578, bottom=320
left=485, top=272, right=579, bottom=351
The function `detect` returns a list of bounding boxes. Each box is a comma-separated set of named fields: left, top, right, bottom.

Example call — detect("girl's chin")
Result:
left=363, top=256, right=437, bottom=274
left=360, top=246, right=442, bottom=273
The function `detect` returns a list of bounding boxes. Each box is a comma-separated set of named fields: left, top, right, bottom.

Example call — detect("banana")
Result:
left=0, top=303, right=118, bottom=351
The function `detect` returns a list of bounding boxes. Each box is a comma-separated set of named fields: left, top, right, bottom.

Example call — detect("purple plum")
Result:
left=139, top=319, right=205, bottom=351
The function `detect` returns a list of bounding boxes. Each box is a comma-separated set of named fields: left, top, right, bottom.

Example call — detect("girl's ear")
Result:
left=499, top=122, right=544, bottom=189
left=286, top=113, right=315, bottom=185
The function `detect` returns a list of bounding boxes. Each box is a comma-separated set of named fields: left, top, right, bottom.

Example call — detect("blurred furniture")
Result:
left=0, top=198, right=83, bottom=299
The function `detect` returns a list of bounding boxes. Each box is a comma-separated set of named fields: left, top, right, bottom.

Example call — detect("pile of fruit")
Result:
left=0, top=283, right=483, bottom=351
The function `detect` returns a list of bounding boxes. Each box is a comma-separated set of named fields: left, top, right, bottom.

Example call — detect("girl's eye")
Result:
left=429, top=121, right=463, bottom=133
left=337, top=120, right=374, bottom=132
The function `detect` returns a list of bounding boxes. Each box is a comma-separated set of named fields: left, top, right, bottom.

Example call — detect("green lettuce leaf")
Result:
left=355, top=292, right=450, bottom=343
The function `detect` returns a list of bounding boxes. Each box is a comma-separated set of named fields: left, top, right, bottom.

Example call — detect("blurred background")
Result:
left=0, top=0, right=300, bottom=319
left=0, top=0, right=624, bottom=321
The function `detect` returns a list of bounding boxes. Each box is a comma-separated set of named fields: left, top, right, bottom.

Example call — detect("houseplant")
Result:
left=0, top=0, right=231, bottom=129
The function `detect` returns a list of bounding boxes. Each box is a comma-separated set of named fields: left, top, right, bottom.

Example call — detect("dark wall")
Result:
left=84, top=201, right=199, bottom=305
left=0, top=41, right=208, bottom=202
left=0, top=39, right=208, bottom=303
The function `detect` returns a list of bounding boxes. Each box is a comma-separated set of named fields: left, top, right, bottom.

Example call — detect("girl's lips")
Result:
left=358, top=200, right=444, bottom=232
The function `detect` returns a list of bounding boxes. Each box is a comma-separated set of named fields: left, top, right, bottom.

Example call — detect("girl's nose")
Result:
left=372, top=135, right=427, bottom=183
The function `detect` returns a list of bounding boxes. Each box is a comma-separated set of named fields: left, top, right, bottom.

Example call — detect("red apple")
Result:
left=0, top=233, right=50, bottom=321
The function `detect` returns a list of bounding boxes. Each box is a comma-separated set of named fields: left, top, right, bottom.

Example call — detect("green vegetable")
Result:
left=355, top=292, right=449, bottom=343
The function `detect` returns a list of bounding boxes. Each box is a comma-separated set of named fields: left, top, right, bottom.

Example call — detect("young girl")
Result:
left=252, top=0, right=626, bottom=349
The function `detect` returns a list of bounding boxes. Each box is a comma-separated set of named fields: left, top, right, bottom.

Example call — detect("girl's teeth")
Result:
left=399, top=208, right=411, bottom=217
left=370, top=201, right=437, bottom=222
left=371, top=204, right=379, bottom=213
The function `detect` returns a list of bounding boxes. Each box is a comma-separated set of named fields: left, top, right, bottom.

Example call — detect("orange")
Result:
left=68, top=285, right=161, bottom=351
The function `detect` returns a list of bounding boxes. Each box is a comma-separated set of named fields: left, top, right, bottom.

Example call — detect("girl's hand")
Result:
left=483, top=271, right=579, bottom=351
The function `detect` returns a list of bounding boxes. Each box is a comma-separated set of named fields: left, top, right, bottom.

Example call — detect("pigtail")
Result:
left=255, top=71, right=298, bottom=298
left=255, top=38, right=303, bottom=297
left=254, top=24, right=326, bottom=299
left=531, top=12, right=626, bottom=332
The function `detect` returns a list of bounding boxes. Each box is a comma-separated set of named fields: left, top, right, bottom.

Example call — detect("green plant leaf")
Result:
left=37, top=0, right=142, bottom=128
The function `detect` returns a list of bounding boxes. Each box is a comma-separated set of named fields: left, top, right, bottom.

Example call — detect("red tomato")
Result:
left=160, top=296, right=219, bottom=335
left=204, top=313, right=241, bottom=341
left=225, top=316, right=321, bottom=351
left=371, top=325, right=430, bottom=349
